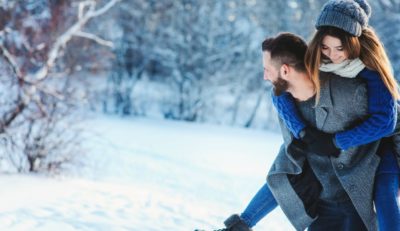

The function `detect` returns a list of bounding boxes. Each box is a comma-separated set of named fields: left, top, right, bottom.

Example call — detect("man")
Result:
left=263, top=32, right=378, bottom=231
left=196, top=32, right=381, bottom=231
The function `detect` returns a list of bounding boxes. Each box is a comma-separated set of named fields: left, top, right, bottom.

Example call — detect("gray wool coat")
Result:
left=266, top=72, right=383, bottom=231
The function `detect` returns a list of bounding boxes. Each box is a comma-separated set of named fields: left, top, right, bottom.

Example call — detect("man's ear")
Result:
left=280, top=64, right=290, bottom=80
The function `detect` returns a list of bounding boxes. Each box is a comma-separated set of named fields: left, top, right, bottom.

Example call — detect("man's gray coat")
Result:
left=267, top=72, right=381, bottom=231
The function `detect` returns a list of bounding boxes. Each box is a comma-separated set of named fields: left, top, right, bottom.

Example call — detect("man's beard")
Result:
left=272, top=74, right=289, bottom=96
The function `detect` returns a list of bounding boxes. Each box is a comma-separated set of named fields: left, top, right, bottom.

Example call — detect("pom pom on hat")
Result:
left=354, top=0, right=371, bottom=17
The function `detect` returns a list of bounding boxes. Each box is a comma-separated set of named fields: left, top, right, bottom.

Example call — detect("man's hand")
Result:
left=301, top=127, right=341, bottom=157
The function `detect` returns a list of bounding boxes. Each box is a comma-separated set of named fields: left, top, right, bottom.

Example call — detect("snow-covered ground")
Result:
left=0, top=115, right=294, bottom=231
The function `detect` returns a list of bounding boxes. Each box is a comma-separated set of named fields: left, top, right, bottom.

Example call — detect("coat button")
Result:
left=337, top=163, right=344, bottom=170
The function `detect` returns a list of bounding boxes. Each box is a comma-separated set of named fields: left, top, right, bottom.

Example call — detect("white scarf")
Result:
left=319, top=58, right=365, bottom=78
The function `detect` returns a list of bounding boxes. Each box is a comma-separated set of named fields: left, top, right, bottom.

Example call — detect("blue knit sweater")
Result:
left=272, top=68, right=397, bottom=150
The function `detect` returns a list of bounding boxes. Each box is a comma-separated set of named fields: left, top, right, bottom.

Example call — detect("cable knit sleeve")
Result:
left=271, top=91, right=306, bottom=139
left=334, top=68, right=397, bottom=150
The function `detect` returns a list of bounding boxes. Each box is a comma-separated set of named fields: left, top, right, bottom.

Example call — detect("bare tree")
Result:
left=0, top=0, right=120, bottom=172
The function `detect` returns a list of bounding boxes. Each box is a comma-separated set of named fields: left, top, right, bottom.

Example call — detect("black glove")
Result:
left=301, top=127, right=341, bottom=157
left=287, top=137, right=308, bottom=158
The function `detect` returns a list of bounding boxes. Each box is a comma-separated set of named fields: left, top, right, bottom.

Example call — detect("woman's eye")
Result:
left=321, top=46, right=328, bottom=50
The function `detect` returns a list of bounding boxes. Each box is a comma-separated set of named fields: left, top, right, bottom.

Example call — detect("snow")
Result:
left=0, top=115, right=294, bottom=231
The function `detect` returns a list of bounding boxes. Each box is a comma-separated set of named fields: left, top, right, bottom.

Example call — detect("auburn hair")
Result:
left=305, top=26, right=399, bottom=104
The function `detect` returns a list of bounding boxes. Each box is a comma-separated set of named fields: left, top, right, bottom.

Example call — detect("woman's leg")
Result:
left=374, top=173, right=400, bottom=230
left=240, top=182, right=278, bottom=228
left=374, top=144, right=400, bottom=231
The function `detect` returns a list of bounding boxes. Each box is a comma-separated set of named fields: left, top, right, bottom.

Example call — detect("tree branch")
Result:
left=88, top=0, right=121, bottom=18
left=0, top=41, right=24, bottom=81
left=0, top=101, right=26, bottom=133
left=26, top=0, right=120, bottom=83
left=74, top=31, right=114, bottom=48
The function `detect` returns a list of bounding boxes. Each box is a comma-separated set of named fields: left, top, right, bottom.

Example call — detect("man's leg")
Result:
left=342, top=202, right=368, bottom=231
left=309, top=199, right=367, bottom=231
left=308, top=200, right=343, bottom=231
left=240, top=182, right=278, bottom=228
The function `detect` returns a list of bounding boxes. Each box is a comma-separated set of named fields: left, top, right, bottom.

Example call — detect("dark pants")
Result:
left=308, top=200, right=367, bottom=231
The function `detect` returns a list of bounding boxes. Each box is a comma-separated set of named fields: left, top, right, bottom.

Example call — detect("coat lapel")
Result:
left=315, top=76, right=333, bottom=129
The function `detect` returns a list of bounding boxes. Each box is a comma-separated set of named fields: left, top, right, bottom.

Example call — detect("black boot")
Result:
left=194, top=214, right=252, bottom=231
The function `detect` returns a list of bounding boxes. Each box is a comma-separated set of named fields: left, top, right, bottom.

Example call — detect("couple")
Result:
left=197, top=0, right=400, bottom=230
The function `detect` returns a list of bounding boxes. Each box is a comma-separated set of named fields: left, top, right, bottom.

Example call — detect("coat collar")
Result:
left=316, top=74, right=333, bottom=109
left=314, top=73, right=334, bottom=129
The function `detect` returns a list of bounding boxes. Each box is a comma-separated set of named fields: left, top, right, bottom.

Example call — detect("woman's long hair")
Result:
left=305, top=26, right=399, bottom=104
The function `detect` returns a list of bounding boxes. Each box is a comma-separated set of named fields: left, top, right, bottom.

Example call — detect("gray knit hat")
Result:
left=316, top=0, right=371, bottom=37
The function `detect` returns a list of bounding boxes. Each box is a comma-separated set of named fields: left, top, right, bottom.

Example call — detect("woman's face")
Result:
left=321, top=35, right=349, bottom=64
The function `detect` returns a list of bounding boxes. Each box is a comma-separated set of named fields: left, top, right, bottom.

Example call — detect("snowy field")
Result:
left=0, top=115, right=294, bottom=231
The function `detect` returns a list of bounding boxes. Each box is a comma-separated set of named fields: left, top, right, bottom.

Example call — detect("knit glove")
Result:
left=271, top=91, right=306, bottom=139
left=287, top=137, right=308, bottom=158
left=301, top=127, right=341, bottom=157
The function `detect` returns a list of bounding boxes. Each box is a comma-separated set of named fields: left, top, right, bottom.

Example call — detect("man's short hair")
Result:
left=262, top=33, right=307, bottom=73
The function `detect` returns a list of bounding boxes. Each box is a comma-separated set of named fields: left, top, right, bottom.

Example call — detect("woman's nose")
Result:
left=326, top=50, right=333, bottom=58
left=329, top=51, right=338, bottom=59
left=263, top=71, right=269, bottom=80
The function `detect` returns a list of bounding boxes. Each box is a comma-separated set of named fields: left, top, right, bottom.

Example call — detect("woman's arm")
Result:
left=334, top=68, right=397, bottom=150
left=271, top=68, right=397, bottom=154
left=271, top=91, right=306, bottom=139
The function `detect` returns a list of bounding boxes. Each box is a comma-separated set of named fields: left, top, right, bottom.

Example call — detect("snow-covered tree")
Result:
left=0, top=0, right=119, bottom=172
left=92, top=0, right=400, bottom=129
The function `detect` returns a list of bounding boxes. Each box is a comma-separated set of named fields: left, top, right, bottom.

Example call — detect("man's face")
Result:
left=263, top=51, right=289, bottom=95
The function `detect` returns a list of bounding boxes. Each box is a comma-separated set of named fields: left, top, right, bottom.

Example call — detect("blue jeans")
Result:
left=308, top=200, right=367, bottom=231
left=240, top=182, right=278, bottom=228
left=374, top=143, right=400, bottom=231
